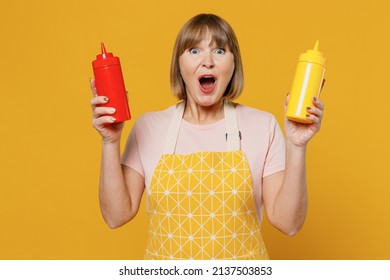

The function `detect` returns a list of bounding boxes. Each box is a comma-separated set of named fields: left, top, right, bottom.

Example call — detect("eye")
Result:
left=214, top=48, right=226, bottom=55
left=189, top=48, right=199, bottom=54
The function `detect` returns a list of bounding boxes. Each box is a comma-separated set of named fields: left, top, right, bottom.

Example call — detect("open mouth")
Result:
left=198, top=75, right=216, bottom=93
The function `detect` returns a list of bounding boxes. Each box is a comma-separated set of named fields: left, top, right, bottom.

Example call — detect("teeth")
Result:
left=199, top=75, right=215, bottom=80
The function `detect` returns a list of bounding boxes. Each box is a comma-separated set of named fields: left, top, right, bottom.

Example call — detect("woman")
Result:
left=90, top=14, right=324, bottom=259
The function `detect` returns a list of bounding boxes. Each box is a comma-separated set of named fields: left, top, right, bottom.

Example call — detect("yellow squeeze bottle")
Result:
left=286, top=41, right=326, bottom=123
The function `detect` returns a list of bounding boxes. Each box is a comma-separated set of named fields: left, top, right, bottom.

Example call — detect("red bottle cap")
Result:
left=93, top=42, right=120, bottom=69
left=96, top=42, right=113, bottom=59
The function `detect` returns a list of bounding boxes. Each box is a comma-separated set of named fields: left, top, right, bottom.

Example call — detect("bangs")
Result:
left=177, top=17, right=234, bottom=54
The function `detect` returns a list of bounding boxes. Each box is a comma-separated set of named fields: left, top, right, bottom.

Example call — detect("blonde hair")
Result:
left=170, top=14, right=244, bottom=100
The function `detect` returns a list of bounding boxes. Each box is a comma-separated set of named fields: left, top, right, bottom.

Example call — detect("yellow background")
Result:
left=1, top=0, right=389, bottom=259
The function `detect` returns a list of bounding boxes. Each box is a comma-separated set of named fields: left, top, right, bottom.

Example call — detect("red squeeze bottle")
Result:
left=92, top=42, right=131, bottom=123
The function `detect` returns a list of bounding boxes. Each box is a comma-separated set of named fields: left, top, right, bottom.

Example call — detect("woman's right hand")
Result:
left=90, top=78, right=125, bottom=144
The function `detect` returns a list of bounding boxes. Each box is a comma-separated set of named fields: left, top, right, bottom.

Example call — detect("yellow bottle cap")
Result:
left=298, top=40, right=326, bottom=66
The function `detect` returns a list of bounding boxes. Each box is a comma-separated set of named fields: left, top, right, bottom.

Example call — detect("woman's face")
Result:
left=179, top=31, right=235, bottom=107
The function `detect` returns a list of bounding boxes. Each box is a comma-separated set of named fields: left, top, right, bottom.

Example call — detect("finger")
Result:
left=90, top=78, right=98, bottom=97
left=92, top=116, right=117, bottom=130
left=306, top=108, right=322, bottom=128
left=90, top=96, right=109, bottom=108
left=93, top=107, right=116, bottom=118
left=312, top=97, right=325, bottom=111
left=305, top=112, right=321, bottom=125
left=306, top=105, right=323, bottom=120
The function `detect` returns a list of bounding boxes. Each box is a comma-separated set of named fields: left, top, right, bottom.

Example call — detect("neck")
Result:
left=183, top=100, right=224, bottom=125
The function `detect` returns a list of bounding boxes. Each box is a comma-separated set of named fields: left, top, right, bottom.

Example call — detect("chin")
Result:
left=194, top=96, right=221, bottom=107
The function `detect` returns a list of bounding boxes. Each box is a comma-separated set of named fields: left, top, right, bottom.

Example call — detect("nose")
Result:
left=202, top=53, right=215, bottom=69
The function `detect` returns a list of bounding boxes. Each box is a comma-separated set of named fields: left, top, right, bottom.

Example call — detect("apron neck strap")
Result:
left=164, top=100, right=241, bottom=154
left=224, top=99, right=241, bottom=151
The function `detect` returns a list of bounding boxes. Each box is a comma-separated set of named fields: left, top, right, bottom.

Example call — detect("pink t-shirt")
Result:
left=121, top=103, right=286, bottom=217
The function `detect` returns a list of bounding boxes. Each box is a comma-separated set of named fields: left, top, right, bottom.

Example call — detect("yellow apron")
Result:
left=144, top=100, right=269, bottom=260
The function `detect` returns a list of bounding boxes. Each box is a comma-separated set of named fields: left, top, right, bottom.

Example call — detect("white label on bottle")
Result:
left=296, top=63, right=312, bottom=115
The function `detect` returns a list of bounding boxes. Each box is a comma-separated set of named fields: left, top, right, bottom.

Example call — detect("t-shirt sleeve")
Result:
left=121, top=121, right=144, bottom=177
left=262, top=116, right=286, bottom=178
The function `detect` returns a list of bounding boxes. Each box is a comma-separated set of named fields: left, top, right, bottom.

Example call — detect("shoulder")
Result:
left=235, top=103, right=279, bottom=127
left=136, top=105, right=175, bottom=125
left=133, top=104, right=176, bottom=133
left=130, top=104, right=177, bottom=145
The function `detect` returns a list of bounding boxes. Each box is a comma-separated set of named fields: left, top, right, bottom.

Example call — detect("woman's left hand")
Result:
left=284, top=95, right=325, bottom=148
